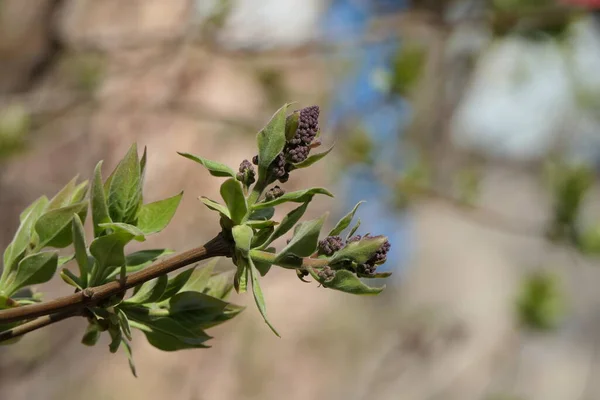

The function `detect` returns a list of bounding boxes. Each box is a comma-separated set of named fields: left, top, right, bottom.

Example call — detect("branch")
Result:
left=0, top=233, right=231, bottom=326
left=0, top=310, right=78, bottom=342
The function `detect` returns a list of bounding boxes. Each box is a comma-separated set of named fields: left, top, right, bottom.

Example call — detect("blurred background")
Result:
left=3, top=0, right=600, bottom=399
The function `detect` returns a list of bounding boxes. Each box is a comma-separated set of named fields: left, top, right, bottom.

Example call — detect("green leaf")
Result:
left=60, top=268, right=82, bottom=289
left=309, top=268, right=385, bottom=295
left=130, top=290, right=242, bottom=332
left=329, top=236, right=387, bottom=265
left=117, top=308, right=133, bottom=341
left=124, top=275, right=168, bottom=304
left=89, top=232, right=134, bottom=284
left=346, top=219, right=361, bottom=241
left=81, top=323, right=102, bottom=346
left=99, top=222, right=145, bottom=242
left=234, top=263, right=248, bottom=294
left=72, top=214, right=89, bottom=287
left=256, top=103, right=290, bottom=183
left=254, top=247, right=275, bottom=277
left=329, top=201, right=364, bottom=236
left=136, top=192, right=183, bottom=235
left=262, top=201, right=309, bottom=248
left=19, top=195, right=48, bottom=223
left=220, top=179, right=247, bottom=224
left=108, top=325, right=122, bottom=353
left=204, top=270, right=235, bottom=299
left=3, top=252, right=58, bottom=296
left=291, top=144, right=334, bottom=169
left=249, top=207, right=275, bottom=221
left=47, top=176, right=79, bottom=210
left=199, top=197, right=230, bottom=219
left=252, top=188, right=333, bottom=210
left=232, top=225, right=253, bottom=255
left=157, top=268, right=195, bottom=302
left=106, top=249, right=174, bottom=280
left=71, top=180, right=89, bottom=204
left=179, top=259, right=216, bottom=294
left=121, top=339, right=137, bottom=377
left=177, top=152, right=236, bottom=178
left=107, top=143, right=142, bottom=224
left=91, top=161, right=112, bottom=237
left=35, top=201, right=88, bottom=249
left=134, top=325, right=210, bottom=352
left=251, top=226, right=275, bottom=248
left=58, top=254, right=74, bottom=266
left=249, top=258, right=280, bottom=336
left=276, top=214, right=326, bottom=261
left=2, top=196, right=48, bottom=280
left=246, top=220, right=278, bottom=229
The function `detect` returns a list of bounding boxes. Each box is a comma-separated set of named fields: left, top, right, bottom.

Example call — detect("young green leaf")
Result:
left=19, top=195, right=49, bottom=223
left=248, top=207, right=275, bottom=221
left=179, top=259, right=217, bottom=293
left=46, top=176, right=79, bottom=210
left=107, top=143, right=142, bottom=224
left=234, top=263, right=248, bottom=294
left=204, top=270, right=235, bottom=299
left=252, top=188, right=333, bottom=210
left=246, top=220, right=278, bottom=229
left=106, top=249, right=174, bottom=279
left=108, top=325, right=122, bottom=353
left=275, top=214, right=327, bottom=262
left=81, top=323, right=102, bottom=346
left=199, top=197, right=231, bottom=219
left=251, top=226, right=275, bottom=249
left=260, top=201, right=309, bottom=249
left=220, top=179, right=247, bottom=224
left=3, top=251, right=58, bottom=296
left=177, top=152, right=236, bottom=178
left=254, top=247, right=275, bottom=276
left=346, top=218, right=361, bottom=241
left=290, top=144, right=334, bottom=169
left=329, top=236, right=387, bottom=265
left=121, top=339, right=137, bottom=377
left=124, top=275, right=168, bottom=305
left=132, top=324, right=211, bottom=352
left=72, top=214, right=89, bottom=286
left=249, top=257, right=280, bottom=337
left=60, top=268, right=83, bottom=290
left=136, top=191, right=183, bottom=235
left=256, top=103, right=290, bottom=183
left=117, top=308, right=133, bottom=341
left=157, top=267, right=195, bottom=302
left=91, top=161, right=112, bottom=237
left=34, top=201, right=88, bottom=249
left=308, top=268, right=385, bottom=295
left=2, top=196, right=48, bottom=280
left=89, top=232, right=135, bottom=284
left=99, top=222, right=145, bottom=242
left=232, top=225, right=253, bottom=255
left=71, top=180, right=89, bottom=204
left=329, top=201, right=364, bottom=236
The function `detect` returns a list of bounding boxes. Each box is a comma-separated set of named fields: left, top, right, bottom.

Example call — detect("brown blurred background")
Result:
left=3, top=0, right=600, bottom=399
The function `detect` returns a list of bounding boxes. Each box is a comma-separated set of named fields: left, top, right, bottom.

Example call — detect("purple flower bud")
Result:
left=318, top=236, right=344, bottom=256
left=265, top=185, right=285, bottom=201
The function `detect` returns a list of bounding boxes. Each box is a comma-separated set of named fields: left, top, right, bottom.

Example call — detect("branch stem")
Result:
left=0, top=234, right=231, bottom=328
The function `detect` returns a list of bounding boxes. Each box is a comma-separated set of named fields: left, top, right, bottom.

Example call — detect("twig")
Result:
left=0, top=310, right=79, bottom=342
left=0, top=233, right=231, bottom=328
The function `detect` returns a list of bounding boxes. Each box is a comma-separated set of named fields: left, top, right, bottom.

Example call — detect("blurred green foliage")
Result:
left=389, top=43, right=427, bottom=97
left=517, top=271, right=564, bottom=331
left=339, top=125, right=374, bottom=166
left=0, top=105, right=29, bottom=159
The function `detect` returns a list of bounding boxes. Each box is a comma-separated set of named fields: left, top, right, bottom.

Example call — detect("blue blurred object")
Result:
left=321, top=0, right=412, bottom=278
